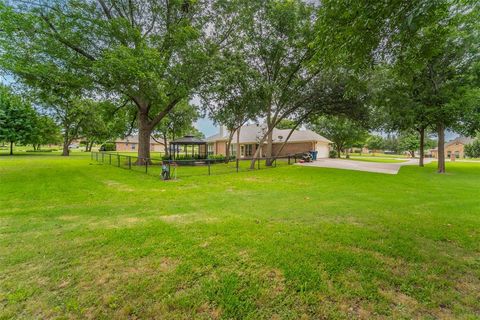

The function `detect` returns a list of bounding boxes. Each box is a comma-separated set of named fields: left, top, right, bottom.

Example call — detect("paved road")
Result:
left=297, top=158, right=434, bottom=175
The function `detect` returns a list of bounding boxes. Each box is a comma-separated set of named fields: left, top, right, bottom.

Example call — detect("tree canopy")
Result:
left=0, top=86, right=37, bottom=155
left=0, top=0, right=239, bottom=161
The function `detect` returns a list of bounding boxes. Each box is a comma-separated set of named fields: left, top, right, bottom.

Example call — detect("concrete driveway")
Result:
left=297, top=158, right=433, bottom=174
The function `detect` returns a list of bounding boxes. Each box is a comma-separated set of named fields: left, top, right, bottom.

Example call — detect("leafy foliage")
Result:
left=0, top=86, right=37, bottom=154
left=0, top=0, right=239, bottom=158
left=154, top=101, right=200, bottom=155
left=28, top=115, right=62, bottom=149
left=309, top=115, right=368, bottom=158
left=365, top=135, right=384, bottom=152
left=465, top=139, right=480, bottom=158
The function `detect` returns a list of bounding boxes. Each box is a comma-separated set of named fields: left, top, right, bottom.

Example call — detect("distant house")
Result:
left=115, top=135, right=166, bottom=153
left=206, top=124, right=331, bottom=158
left=430, top=136, right=475, bottom=159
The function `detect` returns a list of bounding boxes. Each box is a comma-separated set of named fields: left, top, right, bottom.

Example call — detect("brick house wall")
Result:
left=115, top=142, right=165, bottom=152
left=215, top=141, right=227, bottom=155
left=271, top=142, right=314, bottom=156
left=116, top=142, right=136, bottom=152
left=445, top=142, right=466, bottom=158
left=209, top=140, right=329, bottom=158
left=432, top=143, right=467, bottom=159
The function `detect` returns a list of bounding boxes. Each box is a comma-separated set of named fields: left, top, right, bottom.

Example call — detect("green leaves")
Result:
left=0, top=86, right=38, bottom=148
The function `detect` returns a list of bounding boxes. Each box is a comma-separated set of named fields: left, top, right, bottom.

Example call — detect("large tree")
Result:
left=48, top=98, right=97, bottom=156
left=0, top=86, right=36, bottom=155
left=81, top=100, right=131, bottom=152
left=236, top=0, right=321, bottom=167
left=0, top=0, right=237, bottom=162
left=28, top=115, right=62, bottom=151
left=371, top=66, right=434, bottom=166
left=365, top=135, right=384, bottom=155
left=199, top=50, right=262, bottom=162
left=376, top=2, right=479, bottom=173
left=309, top=115, right=368, bottom=158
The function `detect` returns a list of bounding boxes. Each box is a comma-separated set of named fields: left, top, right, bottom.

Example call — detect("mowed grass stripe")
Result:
left=1, top=154, right=479, bottom=319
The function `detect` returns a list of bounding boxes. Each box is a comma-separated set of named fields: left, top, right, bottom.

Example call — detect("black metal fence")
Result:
left=90, top=151, right=302, bottom=179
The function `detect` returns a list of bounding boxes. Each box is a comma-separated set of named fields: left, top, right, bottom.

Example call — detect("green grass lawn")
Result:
left=344, top=156, right=408, bottom=163
left=1, top=154, right=480, bottom=319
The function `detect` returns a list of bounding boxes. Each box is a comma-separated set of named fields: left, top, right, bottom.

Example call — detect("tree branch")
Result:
left=40, top=14, right=96, bottom=61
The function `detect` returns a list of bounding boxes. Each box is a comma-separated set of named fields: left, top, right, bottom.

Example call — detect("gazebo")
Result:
left=169, top=135, right=208, bottom=160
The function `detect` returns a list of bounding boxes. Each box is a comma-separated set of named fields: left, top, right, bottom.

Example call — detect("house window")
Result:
left=208, top=143, right=214, bottom=155
left=455, top=151, right=460, bottom=158
left=244, top=144, right=253, bottom=157
left=131, top=144, right=135, bottom=150
left=230, top=144, right=236, bottom=156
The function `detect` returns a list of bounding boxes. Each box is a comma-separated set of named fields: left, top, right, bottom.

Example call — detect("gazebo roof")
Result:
left=170, top=135, right=206, bottom=145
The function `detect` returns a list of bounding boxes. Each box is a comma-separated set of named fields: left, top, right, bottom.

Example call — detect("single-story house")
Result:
left=430, top=136, right=475, bottom=159
left=206, top=124, right=332, bottom=158
left=115, top=135, right=166, bottom=152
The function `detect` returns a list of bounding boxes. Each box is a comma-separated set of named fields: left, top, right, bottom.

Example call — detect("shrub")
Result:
left=172, top=154, right=204, bottom=161
left=329, top=150, right=337, bottom=158
left=207, top=154, right=225, bottom=160
left=26, top=149, right=54, bottom=152
left=100, top=143, right=116, bottom=151
left=465, top=140, right=480, bottom=158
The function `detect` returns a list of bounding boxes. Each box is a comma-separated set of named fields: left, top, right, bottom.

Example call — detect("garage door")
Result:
left=316, top=143, right=330, bottom=158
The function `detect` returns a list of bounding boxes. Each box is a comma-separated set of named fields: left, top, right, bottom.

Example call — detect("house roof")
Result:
left=171, top=135, right=206, bottom=145
left=115, top=135, right=165, bottom=145
left=430, top=136, right=475, bottom=151
left=206, top=124, right=332, bottom=144
left=445, top=136, right=475, bottom=147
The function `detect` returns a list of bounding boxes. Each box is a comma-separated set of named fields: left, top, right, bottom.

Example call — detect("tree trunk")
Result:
left=236, top=128, right=241, bottom=160
left=62, top=141, right=70, bottom=156
left=163, top=134, right=169, bottom=158
left=9, top=141, right=13, bottom=155
left=437, top=123, right=445, bottom=173
left=225, top=129, right=235, bottom=163
left=249, top=124, right=277, bottom=169
left=37, top=144, right=41, bottom=151
left=410, top=150, right=415, bottom=158
left=265, top=129, right=273, bottom=166
left=249, top=134, right=269, bottom=169
left=62, top=126, right=70, bottom=156
left=419, top=128, right=425, bottom=167
left=336, top=146, right=341, bottom=158
left=272, top=127, right=298, bottom=160
left=33, top=144, right=37, bottom=151
left=137, top=110, right=152, bottom=164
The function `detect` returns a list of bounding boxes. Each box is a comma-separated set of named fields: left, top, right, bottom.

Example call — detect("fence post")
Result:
left=145, top=159, right=148, bottom=174
left=117, top=155, right=120, bottom=167
left=208, top=160, right=211, bottom=175
left=288, top=155, right=290, bottom=165
left=236, top=158, right=239, bottom=172
left=128, top=156, right=131, bottom=170
left=258, top=158, right=260, bottom=170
